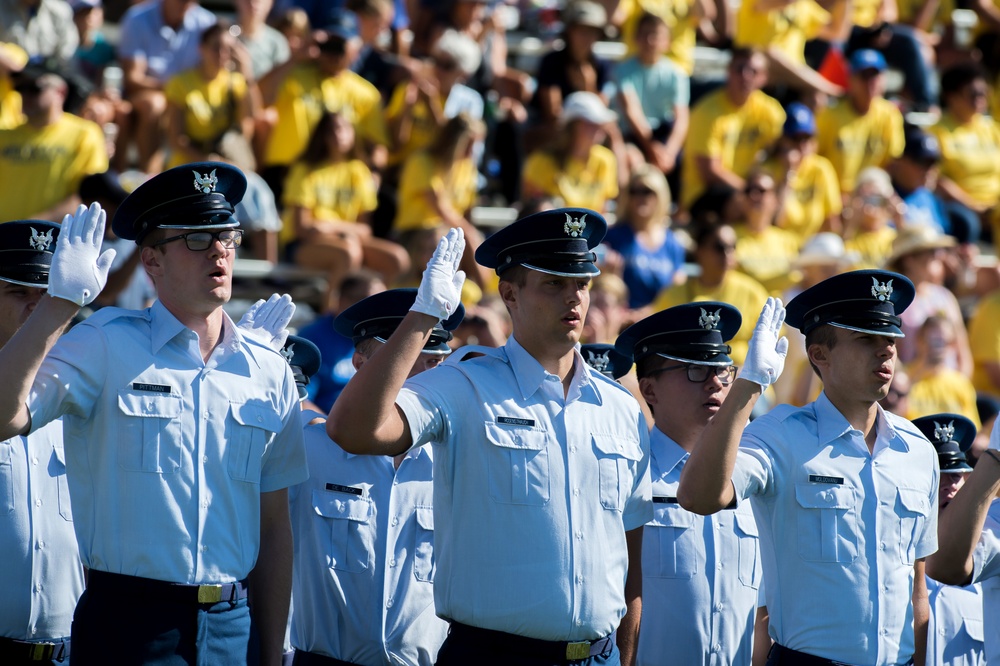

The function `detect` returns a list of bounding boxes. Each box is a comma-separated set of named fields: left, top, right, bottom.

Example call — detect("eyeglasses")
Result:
left=711, top=241, right=736, bottom=254
left=153, top=229, right=243, bottom=251
left=628, top=187, right=656, bottom=197
left=744, top=184, right=772, bottom=195
left=646, top=363, right=738, bottom=385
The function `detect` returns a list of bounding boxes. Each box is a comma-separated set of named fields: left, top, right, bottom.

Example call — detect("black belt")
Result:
left=292, top=651, right=360, bottom=666
left=768, top=644, right=915, bottom=666
left=0, top=636, right=69, bottom=662
left=88, top=570, right=249, bottom=605
left=448, top=622, right=616, bottom=662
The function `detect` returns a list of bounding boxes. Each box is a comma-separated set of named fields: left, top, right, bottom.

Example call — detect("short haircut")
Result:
left=635, top=353, right=669, bottom=380
left=940, top=62, right=985, bottom=99
left=355, top=336, right=381, bottom=357
left=804, top=324, right=839, bottom=378
left=499, top=264, right=529, bottom=287
left=635, top=11, right=667, bottom=33
left=346, top=0, right=393, bottom=16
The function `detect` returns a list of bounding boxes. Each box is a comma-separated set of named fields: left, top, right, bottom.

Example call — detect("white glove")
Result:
left=411, top=227, right=466, bottom=320
left=738, top=297, right=789, bottom=387
left=48, top=203, right=117, bottom=307
left=237, top=293, right=295, bottom=351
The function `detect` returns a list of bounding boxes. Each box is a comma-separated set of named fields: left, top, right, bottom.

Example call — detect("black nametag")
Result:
left=131, top=383, right=172, bottom=393
left=497, top=417, right=535, bottom=427
left=653, top=496, right=679, bottom=504
left=326, top=483, right=362, bottom=496
left=809, top=474, right=845, bottom=485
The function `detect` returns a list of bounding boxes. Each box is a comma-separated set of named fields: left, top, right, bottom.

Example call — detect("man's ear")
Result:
left=141, top=246, right=164, bottom=278
left=498, top=279, right=516, bottom=309
left=807, top=343, right=829, bottom=371
left=638, top=376, right=658, bottom=407
left=352, top=350, right=366, bottom=372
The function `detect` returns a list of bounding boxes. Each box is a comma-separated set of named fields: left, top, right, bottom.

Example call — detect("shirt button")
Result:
left=576, top=619, right=583, bottom=626
left=392, top=517, right=399, bottom=526
left=203, top=500, right=209, bottom=508
left=575, top=531, right=583, bottom=540
left=38, top=541, right=45, bottom=549
left=201, top=545, right=208, bottom=552
left=202, top=456, right=209, bottom=463
left=879, top=542, right=886, bottom=551
left=386, top=598, right=394, bottom=608
left=257, top=416, right=263, bottom=423
left=390, top=559, right=397, bottom=567
left=31, top=457, right=38, bottom=465
left=716, top=603, right=724, bottom=611
left=570, top=446, right=577, bottom=453
left=203, top=412, right=210, bottom=419
left=573, top=488, right=580, bottom=496
left=35, top=499, right=42, bottom=507
left=35, top=583, right=42, bottom=592
left=576, top=575, right=584, bottom=584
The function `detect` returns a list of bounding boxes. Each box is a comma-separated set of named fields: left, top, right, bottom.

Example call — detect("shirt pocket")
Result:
left=733, top=507, right=760, bottom=588
left=794, top=483, right=859, bottom=563
left=51, top=443, right=72, bottom=521
left=962, top=616, right=984, bottom=643
left=646, top=503, right=698, bottom=579
left=0, top=442, right=12, bottom=514
left=896, top=487, right=931, bottom=566
left=484, top=423, right=550, bottom=506
left=227, top=401, right=283, bottom=484
left=592, top=433, right=643, bottom=512
left=312, top=489, right=373, bottom=573
left=413, top=505, right=435, bottom=583
left=117, top=390, right=183, bottom=473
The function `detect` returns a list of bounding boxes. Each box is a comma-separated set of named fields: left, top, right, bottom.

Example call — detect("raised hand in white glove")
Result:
left=411, top=227, right=466, bottom=320
left=48, top=203, right=117, bottom=307
left=738, top=297, right=789, bottom=387
left=237, top=293, right=296, bottom=351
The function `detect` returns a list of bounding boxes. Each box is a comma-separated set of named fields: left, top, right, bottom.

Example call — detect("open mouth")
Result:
left=875, top=364, right=893, bottom=381
left=704, top=396, right=723, bottom=410
left=563, top=311, right=581, bottom=327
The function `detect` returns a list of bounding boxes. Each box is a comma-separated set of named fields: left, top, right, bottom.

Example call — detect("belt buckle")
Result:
left=566, top=641, right=590, bottom=660
left=197, top=584, right=223, bottom=603
left=29, top=643, right=55, bottom=661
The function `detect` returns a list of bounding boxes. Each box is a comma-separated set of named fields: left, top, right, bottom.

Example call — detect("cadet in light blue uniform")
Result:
left=679, top=270, right=940, bottom=666
left=0, top=162, right=308, bottom=666
left=327, top=210, right=653, bottom=666
left=614, top=303, right=767, bottom=666
left=0, top=221, right=84, bottom=666
left=911, top=414, right=985, bottom=666
left=289, top=290, right=463, bottom=666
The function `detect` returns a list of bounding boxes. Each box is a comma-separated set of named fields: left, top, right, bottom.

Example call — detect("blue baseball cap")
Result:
left=911, top=413, right=976, bottom=473
left=785, top=269, right=915, bottom=337
left=476, top=207, right=608, bottom=278
left=322, top=9, right=359, bottom=41
left=580, top=343, right=633, bottom=380
left=783, top=102, right=816, bottom=137
left=615, top=302, right=742, bottom=366
left=334, top=288, right=465, bottom=355
left=849, top=49, right=887, bottom=74
left=0, top=220, right=60, bottom=287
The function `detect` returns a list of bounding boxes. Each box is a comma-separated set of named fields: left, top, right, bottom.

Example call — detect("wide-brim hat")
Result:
left=615, top=302, right=742, bottom=366
left=886, top=225, right=956, bottom=267
left=785, top=269, right=915, bottom=337
left=912, top=413, right=976, bottom=473
left=334, top=288, right=465, bottom=355
left=792, top=232, right=859, bottom=269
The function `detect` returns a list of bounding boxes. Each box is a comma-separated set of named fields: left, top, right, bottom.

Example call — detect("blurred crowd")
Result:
left=4, top=0, right=1000, bottom=446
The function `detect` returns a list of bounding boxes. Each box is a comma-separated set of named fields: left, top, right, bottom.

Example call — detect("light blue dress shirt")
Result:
left=611, top=56, right=690, bottom=131
left=117, top=0, right=218, bottom=83
left=0, top=421, right=84, bottom=642
left=926, top=576, right=985, bottom=666
left=289, top=420, right=448, bottom=665
left=396, top=337, right=653, bottom=642
left=26, top=300, right=308, bottom=584
left=637, top=427, right=761, bottom=666
left=971, top=499, right=1000, bottom=663
left=731, top=392, right=939, bottom=665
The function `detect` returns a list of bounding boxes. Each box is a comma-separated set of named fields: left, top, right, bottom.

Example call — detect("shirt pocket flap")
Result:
left=897, top=487, right=930, bottom=516
left=795, top=483, right=855, bottom=510
left=416, top=505, right=434, bottom=530
left=649, top=503, right=696, bottom=528
left=312, top=490, right=372, bottom=523
left=734, top=509, right=759, bottom=537
left=118, top=391, right=182, bottom=418
left=0, top=442, right=11, bottom=464
left=592, top=433, right=642, bottom=461
left=230, top=401, right=283, bottom=433
left=484, top=422, right=547, bottom=450
left=964, top=617, right=984, bottom=641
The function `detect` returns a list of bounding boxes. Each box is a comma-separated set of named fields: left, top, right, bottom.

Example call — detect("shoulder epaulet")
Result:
left=77, top=306, right=149, bottom=328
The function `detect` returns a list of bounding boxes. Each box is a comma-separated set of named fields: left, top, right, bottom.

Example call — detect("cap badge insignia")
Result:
left=29, top=227, right=53, bottom=251
left=586, top=349, right=611, bottom=372
left=698, top=307, right=721, bottom=330
left=280, top=343, right=295, bottom=365
left=564, top=213, right=587, bottom=237
left=933, top=420, right=955, bottom=443
left=192, top=169, right=219, bottom=194
left=871, top=277, right=893, bottom=301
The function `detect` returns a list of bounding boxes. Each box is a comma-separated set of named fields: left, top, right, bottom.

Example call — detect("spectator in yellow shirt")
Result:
left=906, top=315, right=981, bottom=426
left=969, top=286, right=1000, bottom=397
left=681, top=47, right=785, bottom=209
left=816, top=49, right=905, bottom=194
left=733, top=170, right=802, bottom=295
left=842, top=166, right=904, bottom=268
left=523, top=91, right=621, bottom=213
left=0, top=42, right=27, bottom=129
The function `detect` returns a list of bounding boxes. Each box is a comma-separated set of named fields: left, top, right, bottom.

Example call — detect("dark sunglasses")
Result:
left=628, top=187, right=656, bottom=197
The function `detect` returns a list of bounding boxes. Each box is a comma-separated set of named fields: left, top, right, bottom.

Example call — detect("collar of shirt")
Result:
left=651, top=426, right=688, bottom=474
left=504, top=335, right=602, bottom=405
left=149, top=300, right=253, bottom=368
left=814, top=391, right=902, bottom=455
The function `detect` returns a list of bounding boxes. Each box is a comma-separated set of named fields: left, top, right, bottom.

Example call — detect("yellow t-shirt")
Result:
left=280, top=159, right=377, bottom=246
left=906, top=369, right=981, bottom=426
left=522, top=144, right=619, bottom=212
left=682, top=88, right=785, bottom=207
left=765, top=153, right=842, bottom=243
left=164, top=68, right=249, bottom=169
left=969, top=290, right=1000, bottom=396
left=929, top=113, right=1000, bottom=208
left=652, top=270, right=770, bottom=365
left=0, top=42, right=27, bottom=130
left=844, top=226, right=896, bottom=269
left=816, top=97, right=905, bottom=193
left=733, top=224, right=802, bottom=295
left=734, top=0, right=829, bottom=65
left=851, top=0, right=882, bottom=27
left=394, top=151, right=479, bottom=231
left=0, top=113, right=108, bottom=220
left=383, top=83, right=450, bottom=167
left=618, top=0, right=699, bottom=75
left=264, top=65, right=388, bottom=167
